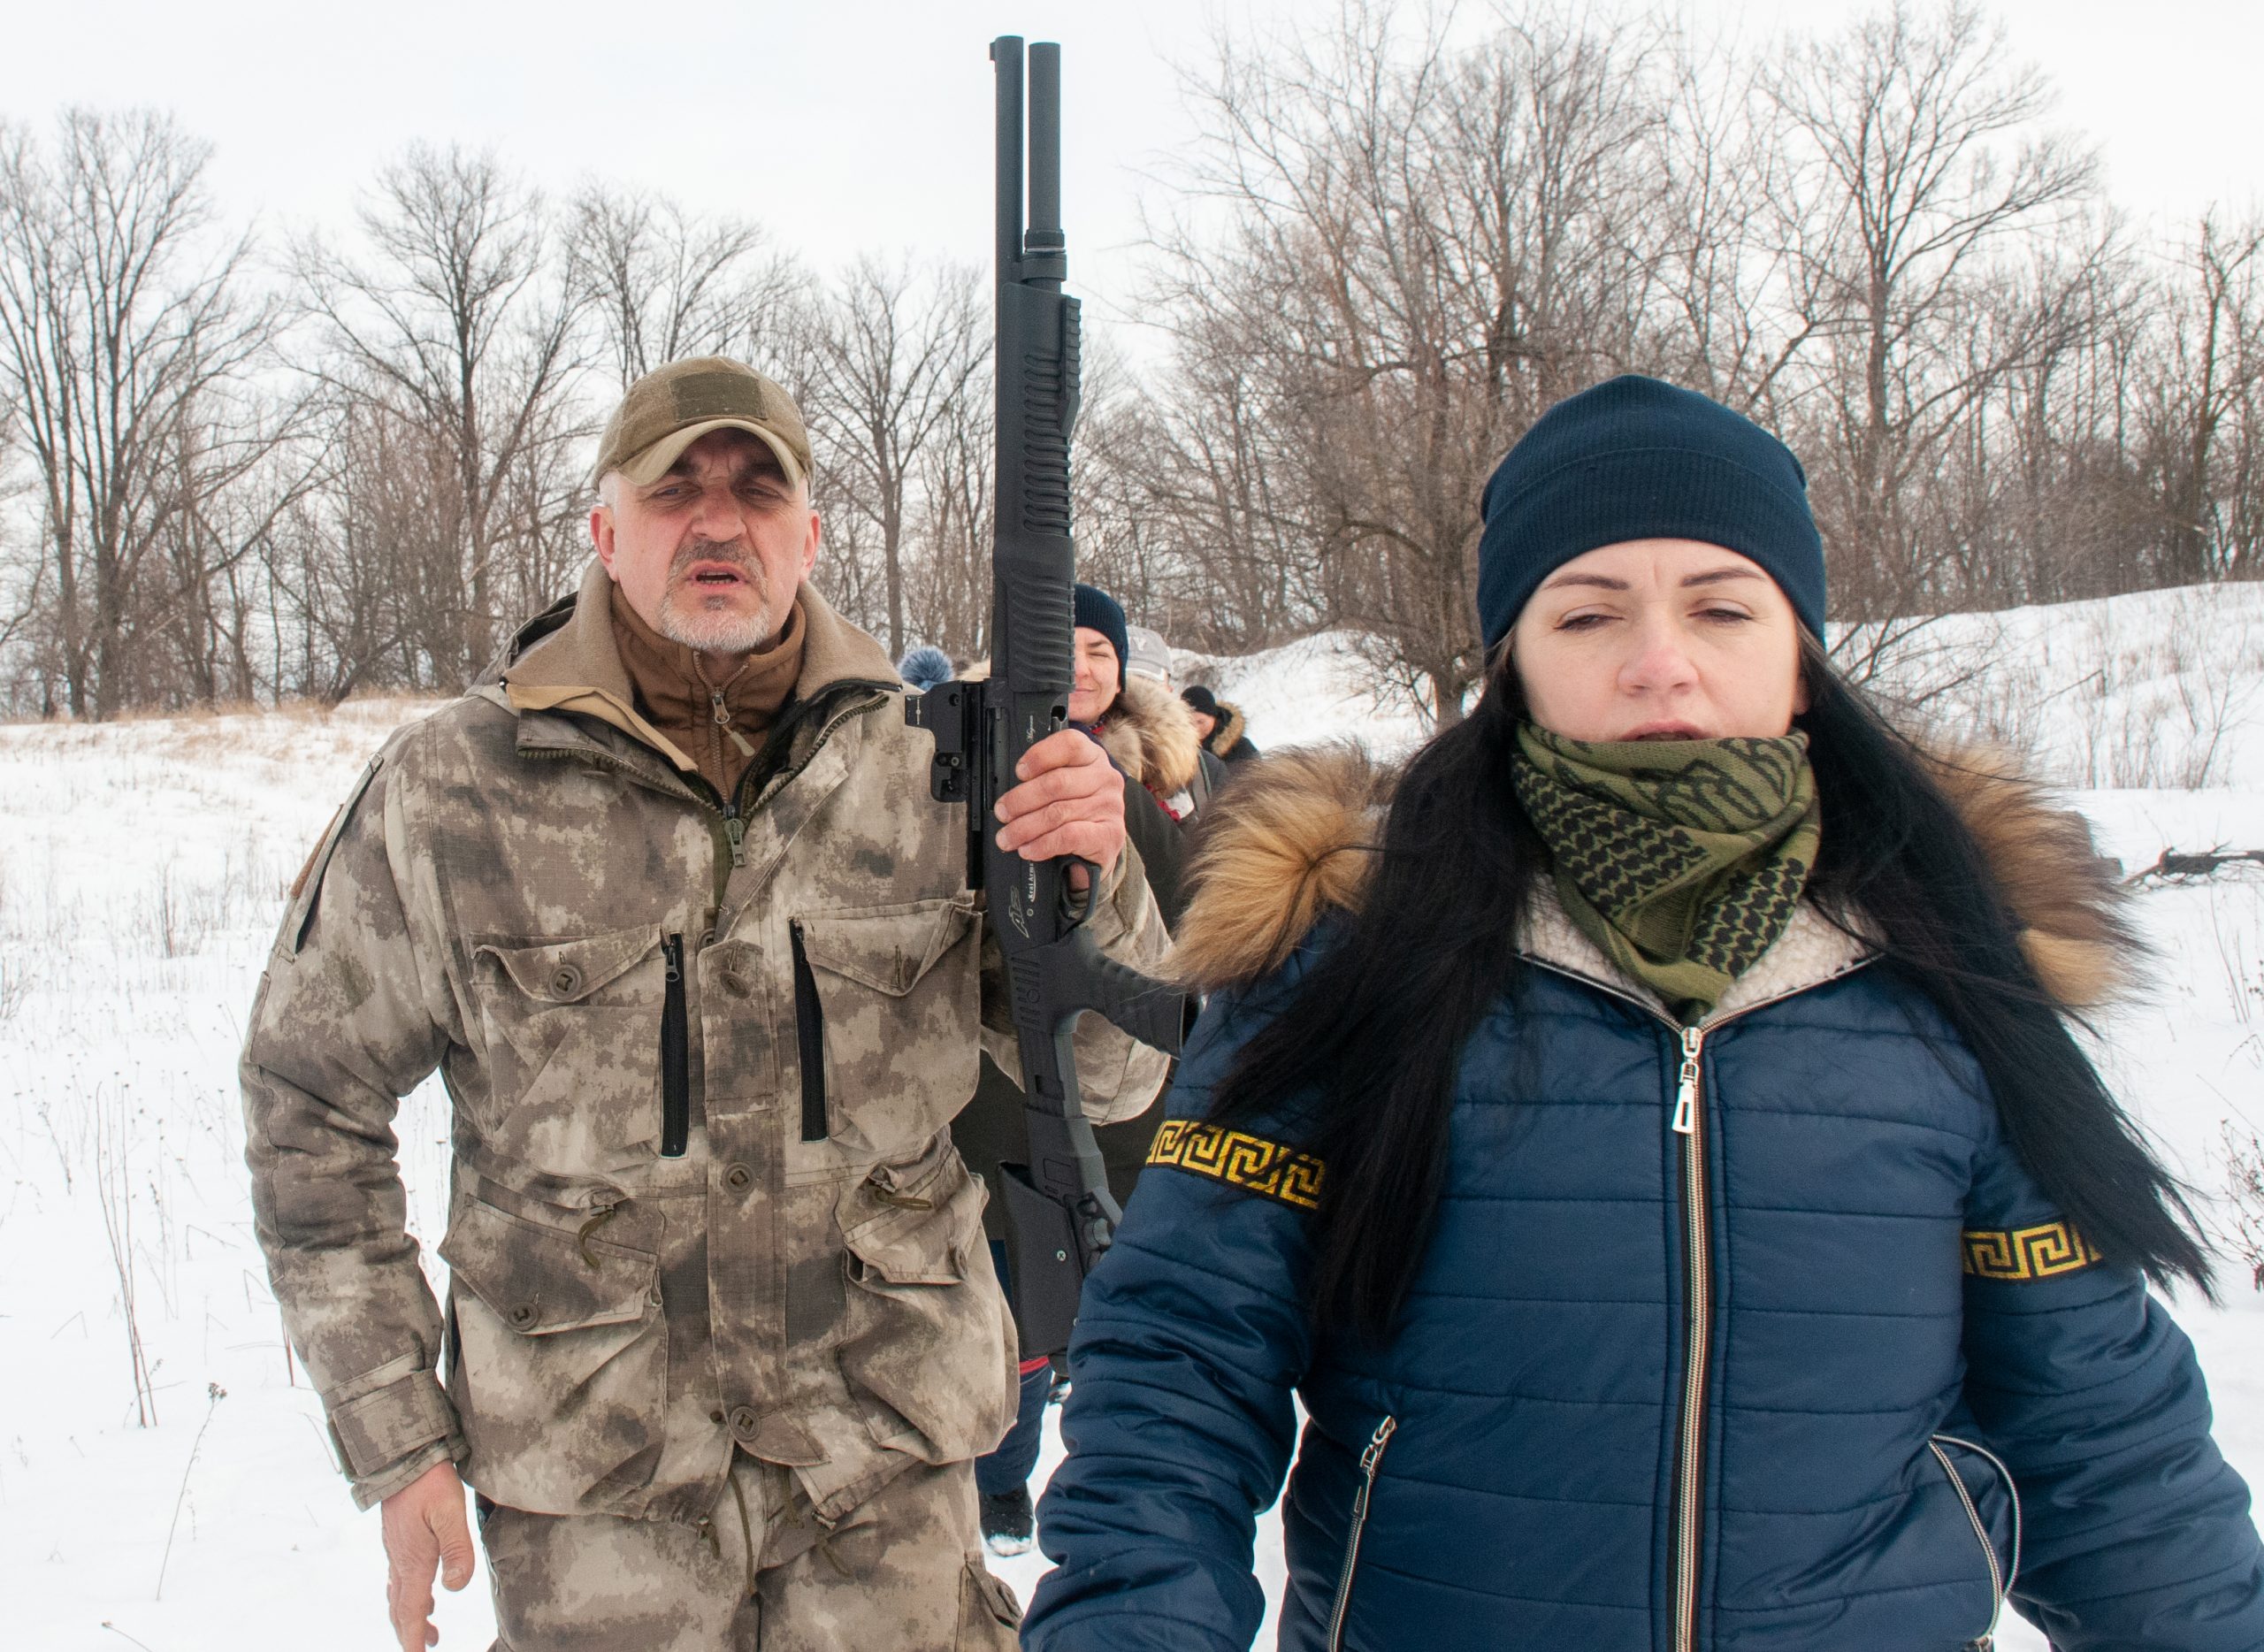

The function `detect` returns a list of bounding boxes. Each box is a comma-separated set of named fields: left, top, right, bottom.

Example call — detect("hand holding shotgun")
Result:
left=906, top=35, right=1193, bottom=1361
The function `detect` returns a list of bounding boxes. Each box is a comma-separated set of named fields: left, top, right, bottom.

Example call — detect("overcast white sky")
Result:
left=9, top=0, right=2261, bottom=339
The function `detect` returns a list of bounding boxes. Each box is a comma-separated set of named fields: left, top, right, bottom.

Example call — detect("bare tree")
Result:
left=294, top=143, right=590, bottom=688
left=1763, top=1, right=2097, bottom=618
left=0, top=110, right=283, bottom=717
left=2138, top=213, right=2264, bottom=585
left=903, top=346, right=994, bottom=659
left=799, top=255, right=984, bottom=658
left=1136, top=1, right=1664, bottom=722
left=570, top=183, right=801, bottom=390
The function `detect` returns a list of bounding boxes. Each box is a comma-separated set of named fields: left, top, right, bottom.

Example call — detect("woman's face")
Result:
left=1510, top=539, right=1809, bottom=743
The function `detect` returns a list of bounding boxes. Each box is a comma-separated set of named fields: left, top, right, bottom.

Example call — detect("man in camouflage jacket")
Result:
left=241, top=357, right=1171, bottom=1651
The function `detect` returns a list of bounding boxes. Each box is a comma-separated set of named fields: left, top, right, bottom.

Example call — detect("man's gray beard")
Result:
left=655, top=543, right=776, bottom=656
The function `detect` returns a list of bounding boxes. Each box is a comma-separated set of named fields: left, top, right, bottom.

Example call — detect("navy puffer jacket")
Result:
left=1023, top=751, right=2264, bottom=1652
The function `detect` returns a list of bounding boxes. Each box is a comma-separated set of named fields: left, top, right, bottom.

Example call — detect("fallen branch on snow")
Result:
left=2122, top=847, right=2264, bottom=885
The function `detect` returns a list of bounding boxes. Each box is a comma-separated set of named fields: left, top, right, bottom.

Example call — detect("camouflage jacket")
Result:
left=242, top=566, right=1170, bottom=1526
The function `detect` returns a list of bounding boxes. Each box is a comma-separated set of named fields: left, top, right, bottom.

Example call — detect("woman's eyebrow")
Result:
left=1539, top=571, right=1630, bottom=592
left=1681, top=568, right=1764, bottom=587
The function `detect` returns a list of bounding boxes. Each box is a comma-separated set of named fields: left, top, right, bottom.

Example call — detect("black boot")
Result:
left=980, top=1484, right=1035, bottom=1556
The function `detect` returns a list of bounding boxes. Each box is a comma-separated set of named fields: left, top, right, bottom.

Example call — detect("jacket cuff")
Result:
left=324, top=1360, right=462, bottom=1505
left=348, top=1436, right=465, bottom=1511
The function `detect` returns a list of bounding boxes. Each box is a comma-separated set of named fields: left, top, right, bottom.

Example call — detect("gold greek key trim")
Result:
left=1962, top=1220, right=2100, bottom=1280
left=1145, top=1120, right=1326, bottom=1211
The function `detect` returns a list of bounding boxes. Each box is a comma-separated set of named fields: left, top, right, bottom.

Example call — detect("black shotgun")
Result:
left=905, top=35, right=1191, bottom=1358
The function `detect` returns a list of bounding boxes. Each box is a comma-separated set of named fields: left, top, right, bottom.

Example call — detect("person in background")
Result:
left=1065, top=585, right=1213, bottom=920
left=1024, top=376, right=2264, bottom=1650
left=951, top=584, right=1208, bottom=1557
left=1125, top=621, right=1230, bottom=817
left=1123, top=624, right=1174, bottom=691
left=899, top=643, right=956, bottom=694
left=1180, top=683, right=1260, bottom=766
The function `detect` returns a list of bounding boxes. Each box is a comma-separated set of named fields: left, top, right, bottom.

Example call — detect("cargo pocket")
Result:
left=440, top=1189, right=667, bottom=1514
left=835, top=1136, right=1015, bottom=1464
left=471, top=925, right=668, bottom=1171
left=957, top=1561, right=1021, bottom=1648
left=793, top=895, right=981, bottom=1155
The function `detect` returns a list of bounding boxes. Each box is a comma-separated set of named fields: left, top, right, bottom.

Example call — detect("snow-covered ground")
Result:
left=5, top=585, right=2264, bottom=1649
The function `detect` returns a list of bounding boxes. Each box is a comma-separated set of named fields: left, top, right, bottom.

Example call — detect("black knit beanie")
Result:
left=1180, top=684, right=1221, bottom=719
left=1073, top=583, right=1128, bottom=690
left=1476, top=376, right=1826, bottom=652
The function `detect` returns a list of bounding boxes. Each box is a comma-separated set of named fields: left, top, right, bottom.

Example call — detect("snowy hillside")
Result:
left=4, top=585, right=2264, bottom=1650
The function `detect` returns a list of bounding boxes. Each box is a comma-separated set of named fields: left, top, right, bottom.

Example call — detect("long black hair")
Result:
left=1209, top=636, right=2213, bottom=1342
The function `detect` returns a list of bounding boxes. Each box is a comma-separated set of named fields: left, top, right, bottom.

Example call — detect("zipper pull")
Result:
left=1359, top=1415, right=1398, bottom=1470
left=1671, top=1024, right=1704, bottom=1136
left=662, top=933, right=683, bottom=983
left=724, top=814, right=747, bottom=868
left=712, top=691, right=756, bottom=756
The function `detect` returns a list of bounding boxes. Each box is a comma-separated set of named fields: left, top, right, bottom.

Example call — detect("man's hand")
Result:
left=381, top=1461, right=476, bottom=1651
left=995, top=727, right=1127, bottom=891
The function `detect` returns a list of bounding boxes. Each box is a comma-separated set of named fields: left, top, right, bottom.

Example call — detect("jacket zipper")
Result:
left=522, top=683, right=889, bottom=906
left=1671, top=1021, right=1709, bottom=1652
left=1325, top=1415, right=1397, bottom=1652
left=659, top=933, right=689, bottom=1157
left=790, top=921, right=826, bottom=1142
left=1930, top=1433, right=2023, bottom=1649
left=1516, top=954, right=1875, bottom=1652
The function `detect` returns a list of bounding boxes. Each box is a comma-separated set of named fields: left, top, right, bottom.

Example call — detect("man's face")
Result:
left=1187, top=707, right=1217, bottom=739
left=1068, top=627, right=1121, bottom=724
left=591, top=428, right=818, bottom=662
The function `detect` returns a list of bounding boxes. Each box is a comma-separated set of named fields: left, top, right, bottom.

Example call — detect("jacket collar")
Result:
left=492, top=562, right=900, bottom=779
left=1167, top=740, right=2129, bottom=1017
left=1518, top=880, right=1872, bottom=1025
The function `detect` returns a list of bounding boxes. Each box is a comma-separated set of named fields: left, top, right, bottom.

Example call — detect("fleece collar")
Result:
left=493, top=562, right=898, bottom=774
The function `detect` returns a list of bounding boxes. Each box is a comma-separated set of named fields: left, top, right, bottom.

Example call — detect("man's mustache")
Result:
left=668, top=539, right=764, bottom=582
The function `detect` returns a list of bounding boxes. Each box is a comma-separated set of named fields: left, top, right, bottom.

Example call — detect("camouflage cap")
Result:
left=593, top=356, right=813, bottom=492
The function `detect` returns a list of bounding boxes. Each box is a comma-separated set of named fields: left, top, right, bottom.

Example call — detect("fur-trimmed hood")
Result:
left=1170, top=741, right=2132, bottom=1013
left=1092, top=674, right=1204, bottom=797
left=1203, top=698, right=1251, bottom=758
left=955, top=662, right=1204, bottom=799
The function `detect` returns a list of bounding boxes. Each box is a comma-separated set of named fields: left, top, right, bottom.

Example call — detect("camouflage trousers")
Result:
left=479, top=1453, right=1021, bottom=1651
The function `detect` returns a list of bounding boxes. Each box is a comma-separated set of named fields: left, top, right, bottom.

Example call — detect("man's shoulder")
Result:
left=369, top=689, right=519, bottom=780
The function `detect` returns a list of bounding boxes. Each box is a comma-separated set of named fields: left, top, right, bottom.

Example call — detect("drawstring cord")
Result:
left=727, top=1469, right=760, bottom=1600
left=576, top=1205, right=618, bottom=1268
left=723, top=1460, right=854, bottom=1592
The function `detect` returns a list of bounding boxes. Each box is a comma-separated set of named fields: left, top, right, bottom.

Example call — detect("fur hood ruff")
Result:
left=1095, top=674, right=1205, bottom=796
left=953, top=665, right=1204, bottom=799
left=1171, top=742, right=2132, bottom=1017
left=1205, top=698, right=1251, bottom=757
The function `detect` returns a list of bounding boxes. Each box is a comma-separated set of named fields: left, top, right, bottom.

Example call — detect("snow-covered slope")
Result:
left=4, top=586, right=2263, bottom=1650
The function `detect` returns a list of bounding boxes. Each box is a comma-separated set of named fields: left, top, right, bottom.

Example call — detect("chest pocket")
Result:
left=792, top=895, right=981, bottom=1156
left=471, top=925, right=669, bottom=1175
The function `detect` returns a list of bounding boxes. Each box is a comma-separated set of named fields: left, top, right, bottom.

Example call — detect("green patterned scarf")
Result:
left=1511, top=723, right=1821, bottom=1022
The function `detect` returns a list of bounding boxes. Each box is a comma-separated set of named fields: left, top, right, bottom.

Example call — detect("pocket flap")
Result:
left=797, top=898, right=975, bottom=998
left=439, top=1191, right=655, bottom=1335
left=838, top=1139, right=986, bottom=1286
left=475, top=925, right=663, bottom=1004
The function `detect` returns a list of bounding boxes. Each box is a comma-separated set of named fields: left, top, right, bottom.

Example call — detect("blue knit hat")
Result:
left=1477, top=376, right=1825, bottom=652
left=1073, top=583, right=1128, bottom=690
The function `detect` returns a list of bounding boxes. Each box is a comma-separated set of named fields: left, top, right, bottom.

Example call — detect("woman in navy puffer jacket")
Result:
left=1021, top=379, right=2264, bottom=1651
